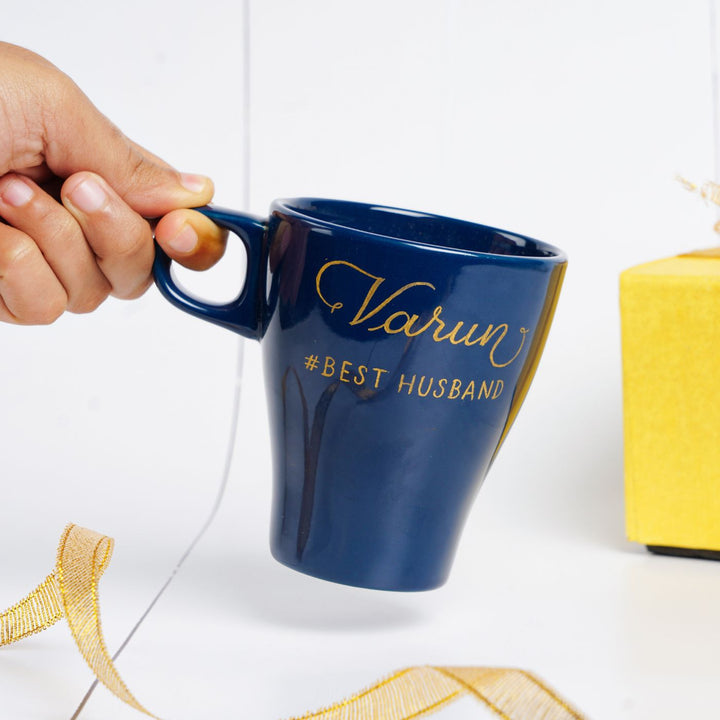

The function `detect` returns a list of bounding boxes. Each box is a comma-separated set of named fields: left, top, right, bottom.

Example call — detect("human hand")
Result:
left=0, top=42, right=226, bottom=325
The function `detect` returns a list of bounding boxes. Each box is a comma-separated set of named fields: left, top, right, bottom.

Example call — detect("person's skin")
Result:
left=0, top=41, right=226, bottom=325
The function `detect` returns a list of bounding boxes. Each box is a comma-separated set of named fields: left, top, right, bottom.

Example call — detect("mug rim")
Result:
left=272, top=197, right=567, bottom=264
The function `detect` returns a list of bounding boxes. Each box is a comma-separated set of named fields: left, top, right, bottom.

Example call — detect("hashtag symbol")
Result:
left=304, top=354, right=320, bottom=371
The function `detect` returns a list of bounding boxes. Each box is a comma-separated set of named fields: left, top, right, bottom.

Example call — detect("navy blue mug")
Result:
left=154, top=199, right=566, bottom=591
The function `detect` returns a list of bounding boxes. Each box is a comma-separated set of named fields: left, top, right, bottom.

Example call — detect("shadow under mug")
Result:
left=154, top=199, right=567, bottom=591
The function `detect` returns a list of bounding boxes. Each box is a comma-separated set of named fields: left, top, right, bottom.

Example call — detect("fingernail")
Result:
left=69, top=177, right=107, bottom=213
left=180, top=173, right=211, bottom=194
left=168, top=223, right=198, bottom=253
left=1, top=178, right=33, bottom=207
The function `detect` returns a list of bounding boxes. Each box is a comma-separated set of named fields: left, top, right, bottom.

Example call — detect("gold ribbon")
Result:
left=1, top=524, right=156, bottom=718
left=1, top=525, right=587, bottom=720
left=288, top=666, right=586, bottom=720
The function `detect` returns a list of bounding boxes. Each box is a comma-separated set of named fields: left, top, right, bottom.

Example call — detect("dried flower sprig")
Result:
left=677, top=175, right=720, bottom=232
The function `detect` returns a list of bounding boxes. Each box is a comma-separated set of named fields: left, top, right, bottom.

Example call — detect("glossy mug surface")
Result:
left=154, top=199, right=567, bottom=591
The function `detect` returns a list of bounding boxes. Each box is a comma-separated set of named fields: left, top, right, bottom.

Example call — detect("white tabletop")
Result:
left=2, top=2, right=720, bottom=718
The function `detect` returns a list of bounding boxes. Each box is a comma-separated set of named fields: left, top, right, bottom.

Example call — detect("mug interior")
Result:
left=275, top=198, right=562, bottom=259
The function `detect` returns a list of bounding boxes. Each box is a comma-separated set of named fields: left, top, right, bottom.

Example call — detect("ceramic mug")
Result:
left=154, top=199, right=567, bottom=591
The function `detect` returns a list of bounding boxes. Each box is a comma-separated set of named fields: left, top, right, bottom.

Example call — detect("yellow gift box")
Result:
left=620, top=250, right=720, bottom=557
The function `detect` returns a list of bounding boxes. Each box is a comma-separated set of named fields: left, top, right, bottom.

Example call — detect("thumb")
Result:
left=43, top=80, right=213, bottom=216
left=155, top=208, right=228, bottom=271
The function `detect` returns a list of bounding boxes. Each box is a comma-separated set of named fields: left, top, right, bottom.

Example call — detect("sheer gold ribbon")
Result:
left=1, top=524, right=156, bottom=718
left=1, top=525, right=587, bottom=720
left=289, top=666, right=587, bottom=720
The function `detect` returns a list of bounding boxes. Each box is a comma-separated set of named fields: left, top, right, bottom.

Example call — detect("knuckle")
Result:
left=21, top=292, right=67, bottom=325
left=113, top=227, right=149, bottom=260
left=0, top=235, right=35, bottom=274
left=67, top=284, right=109, bottom=315
left=42, top=207, right=79, bottom=244
left=19, top=194, right=82, bottom=249
left=124, top=144, right=160, bottom=192
left=0, top=226, right=72, bottom=324
left=67, top=293, right=102, bottom=315
left=0, top=237, right=68, bottom=325
left=114, top=275, right=152, bottom=301
left=93, top=212, right=151, bottom=262
left=109, top=276, right=150, bottom=301
left=39, top=296, right=67, bottom=324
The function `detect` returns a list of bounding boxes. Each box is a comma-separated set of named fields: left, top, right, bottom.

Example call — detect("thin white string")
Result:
left=68, top=342, right=244, bottom=720
left=711, top=0, right=720, bottom=222
left=243, top=0, right=252, bottom=213
left=69, top=2, right=252, bottom=716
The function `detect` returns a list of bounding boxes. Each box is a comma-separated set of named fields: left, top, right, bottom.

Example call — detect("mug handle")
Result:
left=153, top=205, right=267, bottom=340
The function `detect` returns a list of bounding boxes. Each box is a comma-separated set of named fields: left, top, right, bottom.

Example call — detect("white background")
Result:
left=2, top=1, right=720, bottom=718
